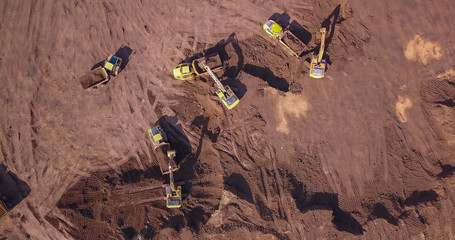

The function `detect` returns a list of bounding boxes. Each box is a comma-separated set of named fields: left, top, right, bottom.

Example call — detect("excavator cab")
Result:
left=263, top=20, right=284, bottom=39
left=165, top=184, right=182, bottom=208
left=104, top=55, right=122, bottom=76
left=148, top=125, right=168, bottom=150
left=173, top=63, right=196, bottom=80
left=309, top=28, right=327, bottom=79
left=216, top=86, right=239, bottom=110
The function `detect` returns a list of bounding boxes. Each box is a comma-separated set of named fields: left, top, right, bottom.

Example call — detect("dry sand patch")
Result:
left=265, top=88, right=310, bottom=134
left=404, top=35, right=442, bottom=65
left=437, top=69, right=455, bottom=82
left=395, top=96, right=412, bottom=123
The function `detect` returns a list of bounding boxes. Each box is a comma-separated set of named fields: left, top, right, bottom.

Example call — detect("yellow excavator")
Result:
left=203, top=63, right=240, bottom=109
left=309, top=28, right=327, bottom=78
left=164, top=150, right=183, bottom=208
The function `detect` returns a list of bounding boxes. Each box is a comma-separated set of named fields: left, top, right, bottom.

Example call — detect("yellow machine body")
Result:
left=310, top=28, right=327, bottom=79
left=216, top=86, right=240, bottom=110
left=173, top=63, right=196, bottom=80
left=104, top=55, right=122, bottom=76
left=263, top=20, right=284, bottom=39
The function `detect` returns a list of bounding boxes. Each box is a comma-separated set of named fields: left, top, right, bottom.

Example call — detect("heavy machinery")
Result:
left=104, top=55, right=122, bottom=76
left=148, top=125, right=168, bottom=150
left=309, top=28, right=327, bottom=79
left=173, top=52, right=223, bottom=80
left=147, top=125, right=184, bottom=208
left=163, top=150, right=183, bottom=208
left=79, top=55, right=122, bottom=90
left=203, top=63, right=240, bottom=109
left=263, top=20, right=307, bottom=57
left=148, top=125, right=179, bottom=174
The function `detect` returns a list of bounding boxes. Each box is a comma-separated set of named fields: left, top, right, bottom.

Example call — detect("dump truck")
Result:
left=79, top=55, right=122, bottom=90
left=148, top=125, right=179, bottom=175
left=263, top=20, right=307, bottom=57
left=173, top=52, right=223, bottom=80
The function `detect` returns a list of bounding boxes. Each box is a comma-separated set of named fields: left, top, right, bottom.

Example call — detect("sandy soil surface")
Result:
left=1, top=0, right=455, bottom=239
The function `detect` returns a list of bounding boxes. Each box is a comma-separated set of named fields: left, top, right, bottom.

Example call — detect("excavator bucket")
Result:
left=309, top=28, right=327, bottom=79
left=160, top=149, right=179, bottom=175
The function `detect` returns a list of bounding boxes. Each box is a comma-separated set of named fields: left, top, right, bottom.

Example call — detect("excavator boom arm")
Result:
left=203, top=63, right=226, bottom=93
left=317, top=28, right=327, bottom=63
left=168, top=155, right=176, bottom=191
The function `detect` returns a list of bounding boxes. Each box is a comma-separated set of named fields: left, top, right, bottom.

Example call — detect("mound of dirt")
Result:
left=1, top=0, right=455, bottom=239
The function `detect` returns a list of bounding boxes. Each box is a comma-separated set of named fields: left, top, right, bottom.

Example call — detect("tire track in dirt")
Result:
left=3, top=0, right=455, bottom=239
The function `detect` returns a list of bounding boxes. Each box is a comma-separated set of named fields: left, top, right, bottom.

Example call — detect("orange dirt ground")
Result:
left=1, top=0, right=455, bottom=239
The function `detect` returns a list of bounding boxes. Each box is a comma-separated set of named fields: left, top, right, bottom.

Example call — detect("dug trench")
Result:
left=25, top=1, right=455, bottom=240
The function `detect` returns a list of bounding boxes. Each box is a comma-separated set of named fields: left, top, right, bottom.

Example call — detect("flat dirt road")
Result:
left=1, top=0, right=455, bottom=239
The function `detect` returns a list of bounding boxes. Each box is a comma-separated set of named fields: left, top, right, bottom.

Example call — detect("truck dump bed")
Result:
left=280, top=30, right=307, bottom=57
left=79, top=67, right=109, bottom=90
left=193, top=53, right=223, bottom=75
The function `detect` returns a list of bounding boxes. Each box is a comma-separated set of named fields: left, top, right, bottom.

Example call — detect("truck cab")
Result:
left=263, top=20, right=284, bottom=39
left=104, top=55, right=122, bottom=76
left=148, top=125, right=168, bottom=150
left=173, top=63, right=196, bottom=80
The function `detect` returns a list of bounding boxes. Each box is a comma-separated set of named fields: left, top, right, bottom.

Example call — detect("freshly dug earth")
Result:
left=1, top=0, right=455, bottom=239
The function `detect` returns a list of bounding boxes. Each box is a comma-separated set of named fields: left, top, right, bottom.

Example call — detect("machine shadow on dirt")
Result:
left=289, top=20, right=312, bottom=47
left=0, top=164, right=31, bottom=210
left=268, top=12, right=291, bottom=29
left=157, top=115, right=191, bottom=165
left=288, top=173, right=363, bottom=235
left=90, top=45, right=133, bottom=72
left=316, top=4, right=342, bottom=65
left=437, top=164, right=455, bottom=179
left=181, top=33, right=248, bottom=99
left=114, top=46, right=133, bottom=71
left=167, top=115, right=214, bottom=199
left=220, top=33, right=247, bottom=99
left=224, top=173, right=254, bottom=203
left=243, top=64, right=289, bottom=92
left=304, top=192, right=365, bottom=235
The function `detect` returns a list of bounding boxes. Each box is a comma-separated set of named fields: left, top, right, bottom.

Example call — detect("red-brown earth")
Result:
left=0, top=0, right=455, bottom=239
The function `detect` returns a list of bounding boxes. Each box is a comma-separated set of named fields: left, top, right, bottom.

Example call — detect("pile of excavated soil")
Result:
left=1, top=0, right=455, bottom=239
